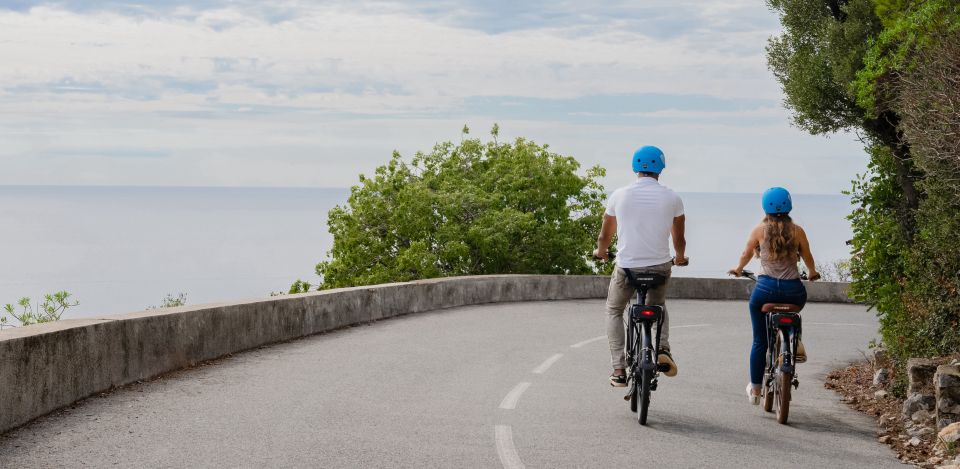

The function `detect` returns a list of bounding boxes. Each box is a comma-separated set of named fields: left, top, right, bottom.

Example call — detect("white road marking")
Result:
left=805, top=322, right=873, bottom=327
left=532, top=354, right=563, bottom=374
left=495, top=425, right=525, bottom=469
left=499, top=382, right=531, bottom=410
left=570, top=335, right=605, bottom=348
left=570, top=324, right=711, bottom=349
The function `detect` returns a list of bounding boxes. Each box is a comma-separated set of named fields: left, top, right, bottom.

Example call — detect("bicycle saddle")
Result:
left=761, top=303, right=803, bottom=313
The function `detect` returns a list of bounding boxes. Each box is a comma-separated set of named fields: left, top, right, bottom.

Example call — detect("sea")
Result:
left=0, top=186, right=854, bottom=320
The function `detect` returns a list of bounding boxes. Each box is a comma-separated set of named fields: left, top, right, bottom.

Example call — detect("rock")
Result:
left=937, top=365, right=960, bottom=430
left=874, top=368, right=891, bottom=385
left=910, top=436, right=922, bottom=446
left=939, top=422, right=960, bottom=443
left=908, top=425, right=934, bottom=437
left=929, top=457, right=943, bottom=465
left=875, top=390, right=889, bottom=399
left=906, top=393, right=937, bottom=417
left=872, top=348, right=888, bottom=364
left=915, top=410, right=936, bottom=423
left=910, top=358, right=939, bottom=393
left=939, top=398, right=960, bottom=414
left=878, top=435, right=891, bottom=444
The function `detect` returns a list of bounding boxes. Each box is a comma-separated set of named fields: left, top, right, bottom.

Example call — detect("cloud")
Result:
left=0, top=1, right=867, bottom=193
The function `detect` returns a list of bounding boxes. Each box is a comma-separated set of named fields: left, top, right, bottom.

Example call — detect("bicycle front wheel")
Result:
left=639, top=367, right=652, bottom=425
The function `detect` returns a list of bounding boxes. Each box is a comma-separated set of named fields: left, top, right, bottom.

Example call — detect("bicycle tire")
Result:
left=775, top=330, right=792, bottom=424
left=777, top=371, right=792, bottom=424
left=763, top=334, right=780, bottom=413
left=639, top=367, right=652, bottom=425
left=762, top=378, right=774, bottom=412
left=630, top=379, right=638, bottom=413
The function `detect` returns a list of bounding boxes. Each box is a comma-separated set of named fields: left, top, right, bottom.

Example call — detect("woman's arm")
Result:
left=728, top=224, right=762, bottom=276
left=796, top=225, right=821, bottom=281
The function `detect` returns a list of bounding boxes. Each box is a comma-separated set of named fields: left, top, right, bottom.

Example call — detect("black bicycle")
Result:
left=739, top=270, right=802, bottom=424
left=621, top=268, right=670, bottom=425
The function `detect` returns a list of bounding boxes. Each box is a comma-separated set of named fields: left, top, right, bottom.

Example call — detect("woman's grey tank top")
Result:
left=759, top=232, right=801, bottom=280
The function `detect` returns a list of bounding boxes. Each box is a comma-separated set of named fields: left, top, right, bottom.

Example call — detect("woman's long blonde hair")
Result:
left=756, top=213, right=798, bottom=261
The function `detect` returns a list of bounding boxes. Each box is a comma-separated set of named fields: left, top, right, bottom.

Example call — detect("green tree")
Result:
left=767, top=0, right=960, bottom=367
left=766, top=0, right=920, bottom=231
left=315, top=127, right=608, bottom=289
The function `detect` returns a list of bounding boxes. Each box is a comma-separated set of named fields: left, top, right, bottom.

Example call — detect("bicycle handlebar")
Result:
left=592, top=251, right=689, bottom=267
left=730, top=269, right=818, bottom=282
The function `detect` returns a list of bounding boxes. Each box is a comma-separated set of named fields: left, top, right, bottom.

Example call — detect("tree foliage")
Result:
left=314, top=127, right=608, bottom=289
left=768, top=0, right=960, bottom=365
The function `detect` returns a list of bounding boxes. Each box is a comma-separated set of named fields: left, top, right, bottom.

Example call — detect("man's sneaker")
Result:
left=796, top=340, right=807, bottom=363
left=609, top=373, right=627, bottom=387
left=657, top=349, right=678, bottom=377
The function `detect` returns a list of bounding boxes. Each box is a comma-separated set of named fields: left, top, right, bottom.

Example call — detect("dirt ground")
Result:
left=826, top=358, right=959, bottom=468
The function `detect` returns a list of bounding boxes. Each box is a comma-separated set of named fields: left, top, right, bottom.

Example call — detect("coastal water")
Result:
left=0, top=186, right=854, bottom=319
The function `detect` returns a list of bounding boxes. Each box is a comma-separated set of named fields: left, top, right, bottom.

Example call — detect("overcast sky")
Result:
left=0, top=0, right=867, bottom=193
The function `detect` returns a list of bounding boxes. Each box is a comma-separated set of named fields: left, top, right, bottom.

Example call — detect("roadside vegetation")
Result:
left=1, top=291, right=79, bottom=329
left=148, top=293, right=188, bottom=310
left=302, top=125, right=609, bottom=291
left=767, top=0, right=960, bottom=372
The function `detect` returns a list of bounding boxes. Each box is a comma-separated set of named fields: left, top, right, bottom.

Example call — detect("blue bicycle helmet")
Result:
left=632, top=146, right=665, bottom=174
left=762, top=187, right=793, bottom=214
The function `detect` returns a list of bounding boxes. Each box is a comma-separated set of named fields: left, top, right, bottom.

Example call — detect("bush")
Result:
left=148, top=293, right=188, bottom=310
left=2, top=291, right=78, bottom=328
left=314, top=126, right=608, bottom=289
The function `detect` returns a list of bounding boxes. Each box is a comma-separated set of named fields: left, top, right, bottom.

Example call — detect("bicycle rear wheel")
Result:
left=775, top=330, right=792, bottom=424
left=776, top=371, right=792, bottom=424
left=763, top=334, right=780, bottom=413
left=639, top=368, right=652, bottom=425
left=630, top=378, right=638, bottom=413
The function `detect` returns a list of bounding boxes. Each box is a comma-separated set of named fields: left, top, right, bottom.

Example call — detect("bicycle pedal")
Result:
left=651, top=379, right=659, bottom=391
left=792, top=379, right=799, bottom=389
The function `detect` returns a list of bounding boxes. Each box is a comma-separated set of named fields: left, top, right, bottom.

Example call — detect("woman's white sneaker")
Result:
left=747, top=383, right=761, bottom=405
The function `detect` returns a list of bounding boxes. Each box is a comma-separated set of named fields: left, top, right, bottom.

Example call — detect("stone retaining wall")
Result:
left=0, top=275, right=850, bottom=434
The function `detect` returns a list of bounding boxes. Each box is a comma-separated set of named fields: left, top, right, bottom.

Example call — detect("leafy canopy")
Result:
left=315, top=127, right=608, bottom=289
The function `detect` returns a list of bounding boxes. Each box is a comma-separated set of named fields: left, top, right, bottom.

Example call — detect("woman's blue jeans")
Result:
left=748, top=276, right=806, bottom=385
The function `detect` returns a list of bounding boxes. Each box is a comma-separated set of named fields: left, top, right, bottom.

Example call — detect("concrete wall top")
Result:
left=0, top=275, right=850, bottom=434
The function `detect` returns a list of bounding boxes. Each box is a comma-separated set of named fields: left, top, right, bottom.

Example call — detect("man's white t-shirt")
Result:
left=605, top=177, right=684, bottom=268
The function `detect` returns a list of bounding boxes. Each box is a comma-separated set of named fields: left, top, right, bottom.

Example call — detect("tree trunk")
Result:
left=864, top=112, right=922, bottom=238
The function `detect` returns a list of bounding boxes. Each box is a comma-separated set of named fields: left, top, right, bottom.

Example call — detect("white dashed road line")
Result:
left=570, top=335, right=605, bottom=348
left=495, top=425, right=525, bottom=469
left=499, top=382, right=531, bottom=410
left=532, top=354, right=563, bottom=374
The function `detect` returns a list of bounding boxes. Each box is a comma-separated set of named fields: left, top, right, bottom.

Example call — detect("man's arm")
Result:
left=671, top=215, right=688, bottom=265
left=593, top=214, right=617, bottom=260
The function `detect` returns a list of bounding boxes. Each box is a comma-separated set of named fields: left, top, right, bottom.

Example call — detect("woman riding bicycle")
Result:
left=728, top=187, right=820, bottom=405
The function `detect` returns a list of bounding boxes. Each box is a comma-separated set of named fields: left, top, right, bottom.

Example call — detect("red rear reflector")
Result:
left=641, top=309, right=655, bottom=316
left=779, top=317, right=794, bottom=324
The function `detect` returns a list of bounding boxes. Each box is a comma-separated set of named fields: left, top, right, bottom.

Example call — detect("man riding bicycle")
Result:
left=593, top=145, right=688, bottom=387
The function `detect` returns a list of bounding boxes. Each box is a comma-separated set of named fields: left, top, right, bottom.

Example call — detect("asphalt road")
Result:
left=0, top=299, right=900, bottom=468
